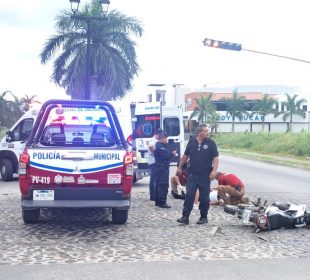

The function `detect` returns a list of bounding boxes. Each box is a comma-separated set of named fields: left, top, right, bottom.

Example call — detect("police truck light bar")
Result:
left=203, top=38, right=242, bottom=51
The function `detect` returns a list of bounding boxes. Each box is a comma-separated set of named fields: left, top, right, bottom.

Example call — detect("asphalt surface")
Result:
left=1, top=258, right=310, bottom=280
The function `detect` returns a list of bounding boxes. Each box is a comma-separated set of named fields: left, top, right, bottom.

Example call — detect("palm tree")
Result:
left=189, top=94, right=216, bottom=124
left=20, top=94, right=41, bottom=112
left=8, top=93, right=24, bottom=120
left=208, top=111, right=220, bottom=133
left=280, top=93, right=306, bottom=131
left=251, top=94, right=279, bottom=132
left=40, top=0, right=144, bottom=100
left=222, top=90, right=249, bottom=132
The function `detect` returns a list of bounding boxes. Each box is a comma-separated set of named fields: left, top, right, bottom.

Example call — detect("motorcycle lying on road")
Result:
left=224, top=198, right=310, bottom=233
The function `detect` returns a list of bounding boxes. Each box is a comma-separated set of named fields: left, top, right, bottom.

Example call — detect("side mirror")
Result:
left=5, top=131, right=14, bottom=142
left=168, top=139, right=175, bottom=144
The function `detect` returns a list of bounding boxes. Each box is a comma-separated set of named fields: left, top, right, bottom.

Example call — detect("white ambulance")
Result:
left=132, top=102, right=184, bottom=174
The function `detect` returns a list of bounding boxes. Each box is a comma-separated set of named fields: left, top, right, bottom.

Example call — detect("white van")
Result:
left=0, top=108, right=39, bottom=181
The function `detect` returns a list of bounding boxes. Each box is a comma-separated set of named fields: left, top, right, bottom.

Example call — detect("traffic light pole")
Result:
left=203, top=37, right=310, bottom=64
left=242, top=48, right=310, bottom=64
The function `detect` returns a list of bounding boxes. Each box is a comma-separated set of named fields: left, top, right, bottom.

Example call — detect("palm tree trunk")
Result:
left=262, top=116, right=265, bottom=132
left=289, top=112, right=293, bottom=131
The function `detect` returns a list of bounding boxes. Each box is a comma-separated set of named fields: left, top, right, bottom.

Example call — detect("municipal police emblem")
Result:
left=54, top=174, right=63, bottom=184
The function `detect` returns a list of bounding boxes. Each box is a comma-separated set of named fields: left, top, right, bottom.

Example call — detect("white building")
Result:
left=138, top=84, right=310, bottom=133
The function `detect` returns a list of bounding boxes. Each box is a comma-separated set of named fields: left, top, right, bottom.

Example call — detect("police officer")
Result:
left=154, top=132, right=177, bottom=208
left=177, top=124, right=219, bottom=225
left=147, top=128, right=163, bottom=201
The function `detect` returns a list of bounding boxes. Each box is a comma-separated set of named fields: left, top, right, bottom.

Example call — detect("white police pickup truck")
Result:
left=0, top=108, right=37, bottom=181
left=0, top=103, right=142, bottom=183
left=18, top=100, right=134, bottom=224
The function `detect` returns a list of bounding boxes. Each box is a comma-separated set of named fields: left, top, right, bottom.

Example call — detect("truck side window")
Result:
left=12, top=118, right=34, bottom=141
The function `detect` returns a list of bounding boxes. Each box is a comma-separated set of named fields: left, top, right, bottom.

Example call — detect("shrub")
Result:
left=213, top=132, right=310, bottom=158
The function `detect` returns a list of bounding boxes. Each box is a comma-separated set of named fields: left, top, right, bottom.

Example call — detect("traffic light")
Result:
left=203, top=38, right=242, bottom=51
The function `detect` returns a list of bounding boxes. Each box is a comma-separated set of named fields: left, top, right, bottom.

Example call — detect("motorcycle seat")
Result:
left=271, top=202, right=291, bottom=211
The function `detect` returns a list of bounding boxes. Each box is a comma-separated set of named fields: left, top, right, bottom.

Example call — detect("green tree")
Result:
left=251, top=94, right=279, bottom=132
left=0, top=91, right=10, bottom=128
left=40, top=0, right=143, bottom=100
left=280, top=93, right=306, bottom=131
left=0, top=91, right=22, bottom=128
left=190, top=94, right=216, bottom=127
left=222, top=90, right=248, bottom=132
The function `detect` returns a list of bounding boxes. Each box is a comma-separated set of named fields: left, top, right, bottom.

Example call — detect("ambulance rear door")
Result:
left=162, top=104, right=184, bottom=164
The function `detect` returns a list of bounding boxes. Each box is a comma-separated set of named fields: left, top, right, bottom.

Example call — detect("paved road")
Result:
left=0, top=155, right=310, bottom=278
left=218, top=154, right=310, bottom=193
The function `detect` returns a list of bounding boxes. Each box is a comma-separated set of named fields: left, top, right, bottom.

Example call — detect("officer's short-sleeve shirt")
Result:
left=147, top=138, right=158, bottom=165
left=184, top=137, right=218, bottom=175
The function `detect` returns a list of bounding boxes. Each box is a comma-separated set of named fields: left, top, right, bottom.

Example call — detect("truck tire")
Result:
left=22, top=209, right=40, bottom=224
left=1, top=159, right=14, bottom=181
left=112, top=209, right=128, bottom=224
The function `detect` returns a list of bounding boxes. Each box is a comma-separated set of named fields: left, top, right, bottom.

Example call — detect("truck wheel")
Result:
left=112, top=209, right=128, bottom=224
left=1, top=159, right=14, bottom=181
left=22, top=209, right=40, bottom=224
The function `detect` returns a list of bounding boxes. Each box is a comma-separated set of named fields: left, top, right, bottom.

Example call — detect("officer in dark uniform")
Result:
left=177, top=124, right=219, bottom=225
left=154, top=132, right=178, bottom=208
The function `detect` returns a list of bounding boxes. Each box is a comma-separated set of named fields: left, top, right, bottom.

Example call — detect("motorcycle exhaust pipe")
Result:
left=224, top=205, right=239, bottom=215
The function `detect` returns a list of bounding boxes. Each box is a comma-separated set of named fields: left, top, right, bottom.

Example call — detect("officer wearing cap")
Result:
left=147, top=128, right=163, bottom=201
left=154, top=131, right=178, bottom=208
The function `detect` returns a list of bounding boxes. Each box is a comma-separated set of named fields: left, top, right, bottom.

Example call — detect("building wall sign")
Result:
left=218, top=112, right=263, bottom=122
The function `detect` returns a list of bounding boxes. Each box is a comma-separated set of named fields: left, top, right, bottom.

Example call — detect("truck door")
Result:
left=162, top=105, right=184, bottom=164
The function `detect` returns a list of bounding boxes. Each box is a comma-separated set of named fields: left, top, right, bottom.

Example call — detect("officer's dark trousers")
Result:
left=148, top=164, right=156, bottom=200
left=155, top=166, right=169, bottom=205
left=182, top=174, right=210, bottom=218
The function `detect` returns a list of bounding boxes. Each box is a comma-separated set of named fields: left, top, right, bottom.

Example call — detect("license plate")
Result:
left=33, top=190, right=54, bottom=201
left=108, top=174, right=121, bottom=184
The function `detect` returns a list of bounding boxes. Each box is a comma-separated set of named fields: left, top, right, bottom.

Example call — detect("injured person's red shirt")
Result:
left=218, top=173, right=244, bottom=188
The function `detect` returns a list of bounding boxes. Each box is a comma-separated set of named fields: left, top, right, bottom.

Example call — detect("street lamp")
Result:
left=69, top=0, right=110, bottom=100
left=70, top=0, right=110, bottom=15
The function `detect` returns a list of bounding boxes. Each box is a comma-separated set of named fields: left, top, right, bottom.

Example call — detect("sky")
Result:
left=1, top=0, right=310, bottom=103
